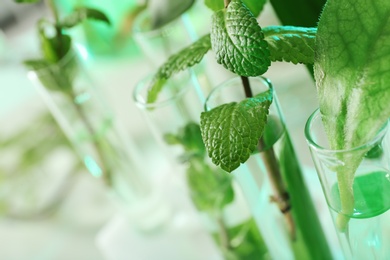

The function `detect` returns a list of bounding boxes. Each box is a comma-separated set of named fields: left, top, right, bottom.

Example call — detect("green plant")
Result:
left=145, top=0, right=332, bottom=258
left=14, top=0, right=115, bottom=184
left=165, top=122, right=269, bottom=259
left=146, top=0, right=390, bottom=252
left=314, top=0, right=390, bottom=231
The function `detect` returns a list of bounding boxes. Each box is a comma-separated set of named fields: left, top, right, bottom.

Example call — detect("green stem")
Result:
left=68, top=91, right=113, bottom=186
left=258, top=140, right=296, bottom=239
left=336, top=167, right=354, bottom=232
left=240, top=76, right=296, bottom=239
left=241, top=75, right=253, bottom=97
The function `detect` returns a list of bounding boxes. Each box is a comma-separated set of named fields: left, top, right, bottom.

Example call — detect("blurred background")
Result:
left=0, top=0, right=337, bottom=259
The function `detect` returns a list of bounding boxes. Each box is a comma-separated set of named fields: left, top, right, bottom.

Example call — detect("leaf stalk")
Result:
left=240, top=76, right=296, bottom=240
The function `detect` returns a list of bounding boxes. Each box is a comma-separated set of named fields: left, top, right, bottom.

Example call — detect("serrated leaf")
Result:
left=315, top=0, right=390, bottom=231
left=205, top=0, right=266, bottom=17
left=211, top=0, right=270, bottom=77
left=263, top=26, right=316, bottom=64
left=60, top=7, right=110, bottom=28
left=200, top=90, right=272, bottom=172
left=147, top=34, right=211, bottom=103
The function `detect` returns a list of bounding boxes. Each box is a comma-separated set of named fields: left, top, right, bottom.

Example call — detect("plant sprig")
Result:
left=15, top=0, right=116, bottom=185
left=315, top=0, right=390, bottom=231
left=18, top=0, right=110, bottom=70
left=147, top=0, right=316, bottom=172
left=144, top=0, right=333, bottom=257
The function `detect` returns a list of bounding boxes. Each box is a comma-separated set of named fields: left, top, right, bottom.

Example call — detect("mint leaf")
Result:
left=315, top=0, right=390, bottom=230
left=205, top=0, right=266, bottom=16
left=263, top=26, right=316, bottom=64
left=164, top=122, right=206, bottom=157
left=200, top=90, right=272, bottom=172
left=179, top=123, right=206, bottom=156
left=147, top=34, right=211, bottom=103
left=187, top=158, right=234, bottom=212
left=211, top=0, right=270, bottom=76
left=316, top=0, right=390, bottom=150
left=60, top=7, right=111, bottom=28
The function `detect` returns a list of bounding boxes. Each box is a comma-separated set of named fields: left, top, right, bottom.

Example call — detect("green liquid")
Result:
left=331, top=171, right=390, bottom=218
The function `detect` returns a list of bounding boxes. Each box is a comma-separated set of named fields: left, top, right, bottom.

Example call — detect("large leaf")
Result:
left=269, top=0, right=325, bottom=77
left=200, top=90, right=272, bottom=172
left=147, top=34, right=211, bottom=103
left=205, top=0, right=267, bottom=17
left=263, top=26, right=316, bottom=64
left=60, top=7, right=111, bottom=28
left=211, top=0, right=270, bottom=77
left=315, top=0, right=390, bottom=231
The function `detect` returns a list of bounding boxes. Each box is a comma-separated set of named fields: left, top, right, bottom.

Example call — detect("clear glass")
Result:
left=0, top=102, right=78, bottom=219
left=205, top=77, right=332, bottom=260
left=27, top=50, right=151, bottom=206
left=132, top=8, right=198, bottom=68
left=132, top=3, right=215, bottom=97
left=305, top=108, right=390, bottom=259
left=134, top=72, right=270, bottom=259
